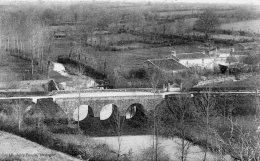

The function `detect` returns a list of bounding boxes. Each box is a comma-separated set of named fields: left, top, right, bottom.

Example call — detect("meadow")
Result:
left=156, top=10, right=203, bottom=17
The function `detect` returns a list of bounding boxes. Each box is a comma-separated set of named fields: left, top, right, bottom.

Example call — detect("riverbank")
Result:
left=0, top=131, right=81, bottom=161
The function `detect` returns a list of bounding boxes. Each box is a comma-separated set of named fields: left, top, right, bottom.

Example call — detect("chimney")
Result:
left=171, top=50, right=177, bottom=57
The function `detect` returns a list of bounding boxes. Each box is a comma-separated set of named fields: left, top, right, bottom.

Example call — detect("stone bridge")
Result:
left=53, top=91, right=164, bottom=121
left=1, top=89, right=260, bottom=124
left=0, top=89, right=171, bottom=123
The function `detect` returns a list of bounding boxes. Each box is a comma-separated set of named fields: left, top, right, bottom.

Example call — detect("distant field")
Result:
left=83, top=44, right=201, bottom=76
left=51, top=38, right=201, bottom=76
left=220, top=19, right=260, bottom=33
left=156, top=18, right=197, bottom=34
left=157, top=10, right=203, bottom=17
left=87, top=33, right=143, bottom=46
left=0, top=51, right=33, bottom=82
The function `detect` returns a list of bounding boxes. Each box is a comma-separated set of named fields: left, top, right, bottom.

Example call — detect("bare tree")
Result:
left=242, top=54, right=260, bottom=74
left=225, top=117, right=260, bottom=161
left=193, top=87, right=217, bottom=161
left=165, top=93, right=193, bottom=161
left=175, top=19, right=190, bottom=37
left=148, top=67, right=162, bottom=161
left=194, top=9, right=220, bottom=40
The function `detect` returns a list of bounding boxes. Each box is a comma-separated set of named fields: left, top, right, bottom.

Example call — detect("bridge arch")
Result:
left=126, top=103, right=147, bottom=127
left=73, top=105, right=94, bottom=121
left=100, top=103, right=118, bottom=121
left=100, top=103, right=123, bottom=131
left=73, top=105, right=94, bottom=129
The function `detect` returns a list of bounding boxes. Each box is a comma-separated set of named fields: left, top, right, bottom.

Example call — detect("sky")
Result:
left=112, top=0, right=260, bottom=5
left=1, top=0, right=260, bottom=5
left=175, top=0, right=259, bottom=5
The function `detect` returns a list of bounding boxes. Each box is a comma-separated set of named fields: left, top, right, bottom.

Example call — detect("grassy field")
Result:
left=155, top=18, right=196, bottom=34
left=0, top=50, right=43, bottom=82
left=86, top=33, right=144, bottom=46
left=156, top=10, right=203, bottom=17
left=51, top=37, right=202, bottom=76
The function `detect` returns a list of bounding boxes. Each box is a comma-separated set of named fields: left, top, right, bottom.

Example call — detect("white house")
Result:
left=168, top=51, right=215, bottom=70
left=213, top=48, right=238, bottom=66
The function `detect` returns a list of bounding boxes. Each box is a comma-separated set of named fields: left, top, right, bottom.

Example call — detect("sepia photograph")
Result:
left=0, top=0, right=259, bottom=160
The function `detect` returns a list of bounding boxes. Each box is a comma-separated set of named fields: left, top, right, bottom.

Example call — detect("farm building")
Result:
left=206, top=47, right=233, bottom=57
left=144, top=58, right=188, bottom=89
left=54, top=31, right=67, bottom=39
left=212, top=48, right=236, bottom=65
left=234, top=42, right=260, bottom=51
left=207, top=48, right=218, bottom=56
left=216, top=48, right=233, bottom=57
left=145, top=58, right=187, bottom=74
left=231, top=51, right=253, bottom=62
left=93, top=30, right=110, bottom=35
left=167, top=51, right=215, bottom=70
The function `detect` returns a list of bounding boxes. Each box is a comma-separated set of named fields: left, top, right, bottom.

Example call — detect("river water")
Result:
left=220, top=19, right=260, bottom=33
left=91, top=135, right=231, bottom=161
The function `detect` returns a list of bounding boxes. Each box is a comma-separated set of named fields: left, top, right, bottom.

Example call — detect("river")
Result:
left=92, top=135, right=231, bottom=161
left=220, top=19, right=260, bottom=33
left=56, top=134, right=231, bottom=161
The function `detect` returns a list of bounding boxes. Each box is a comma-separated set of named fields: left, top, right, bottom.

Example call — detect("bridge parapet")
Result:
left=54, top=88, right=157, bottom=95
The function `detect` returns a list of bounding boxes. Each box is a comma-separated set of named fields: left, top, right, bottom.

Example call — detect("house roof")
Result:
left=226, top=56, right=239, bottom=63
left=232, top=50, right=252, bottom=56
left=216, top=48, right=231, bottom=54
left=236, top=42, right=260, bottom=49
left=175, top=52, right=209, bottom=60
left=146, top=58, right=187, bottom=72
left=93, top=30, right=109, bottom=35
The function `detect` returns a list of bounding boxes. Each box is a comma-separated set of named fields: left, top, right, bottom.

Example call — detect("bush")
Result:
left=0, top=113, right=19, bottom=134
left=0, top=156, right=22, bottom=161
left=127, top=68, right=147, bottom=79
left=136, top=146, right=170, bottom=161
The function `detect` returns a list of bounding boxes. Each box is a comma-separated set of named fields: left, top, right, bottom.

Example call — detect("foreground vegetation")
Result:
left=0, top=89, right=259, bottom=161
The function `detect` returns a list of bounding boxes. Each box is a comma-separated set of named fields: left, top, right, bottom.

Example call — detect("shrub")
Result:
left=0, top=112, right=19, bottom=134
left=127, top=68, right=147, bottom=79
left=136, top=146, right=170, bottom=161
left=0, top=155, right=22, bottom=161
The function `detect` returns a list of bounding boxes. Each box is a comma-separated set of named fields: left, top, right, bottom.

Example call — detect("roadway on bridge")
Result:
left=0, top=91, right=180, bottom=101
left=0, top=90, right=259, bottom=101
left=52, top=91, right=176, bottom=99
